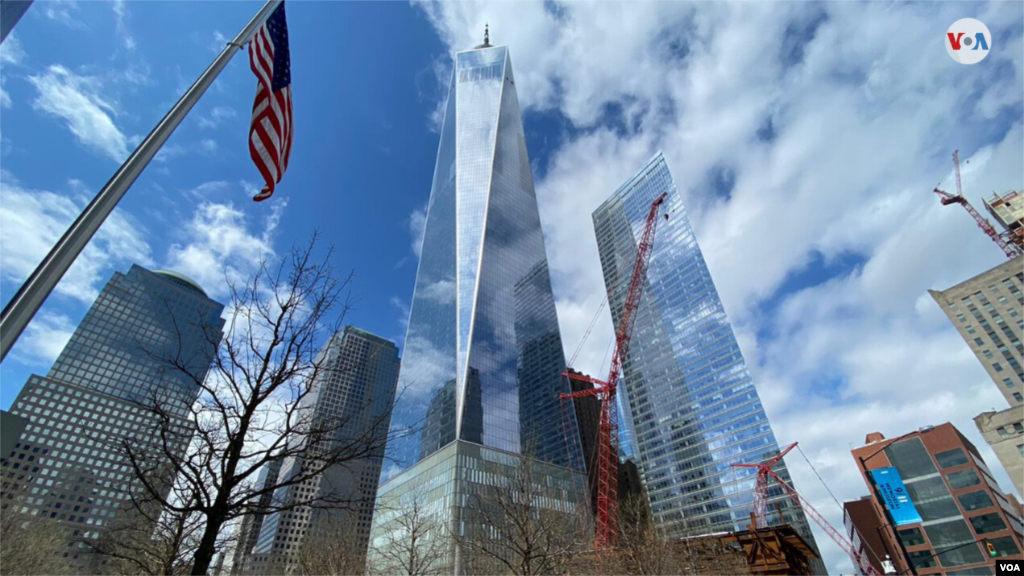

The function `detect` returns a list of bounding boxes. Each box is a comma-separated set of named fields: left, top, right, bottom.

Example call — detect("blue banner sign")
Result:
left=871, top=467, right=923, bottom=526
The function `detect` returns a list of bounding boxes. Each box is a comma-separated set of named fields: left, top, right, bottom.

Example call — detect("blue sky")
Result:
left=1, top=2, right=1022, bottom=573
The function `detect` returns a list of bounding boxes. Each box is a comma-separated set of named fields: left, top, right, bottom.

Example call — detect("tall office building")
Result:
left=229, top=458, right=283, bottom=575
left=984, top=191, right=1024, bottom=250
left=0, top=265, right=224, bottom=568
left=929, top=256, right=1024, bottom=408
left=368, top=35, right=587, bottom=574
left=930, top=256, right=1024, bottom=499
left=852, top=425, right=1024, bottom=575
left=592, top=152, right=820, bottom=555
left=242, top=327, right=400, bottom=574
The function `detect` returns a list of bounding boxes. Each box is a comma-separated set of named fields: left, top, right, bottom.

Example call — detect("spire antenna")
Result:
left=484, top=23, right=490, bottom=47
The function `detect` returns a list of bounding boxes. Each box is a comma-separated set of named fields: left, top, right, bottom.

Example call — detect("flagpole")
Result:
left=0, top=0, right=282, bottom=363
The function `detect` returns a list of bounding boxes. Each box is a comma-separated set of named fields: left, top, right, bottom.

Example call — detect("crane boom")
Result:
left=563, top=191, right=668, bottom=549
left=732, top=443, right=880, bottom=576
left=933, top=150, right=1021, bottom=259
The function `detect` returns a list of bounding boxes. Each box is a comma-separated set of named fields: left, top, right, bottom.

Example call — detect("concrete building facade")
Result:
left=974, top=410, right=1024, bottom=498
left=929, top=256, right=1024, bottom=408
left=242, top=327, right=400, bottom=574
left=852, top=424, right=1024, bottom=576
left=984, top=190, right=1024, bottom=250
left=229, top=458, right=283, bottom=575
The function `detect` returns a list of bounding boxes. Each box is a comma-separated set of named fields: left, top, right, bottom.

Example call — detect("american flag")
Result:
left=248, top=2, right=292, bottom=202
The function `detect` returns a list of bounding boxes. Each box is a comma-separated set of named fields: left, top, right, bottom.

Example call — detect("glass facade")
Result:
left=1, top=265, right=224, bottom=570
left=382, top=44, right=579, bottom=476
left=592, top=153, right=820, bottom=554
left=46, top=266, right=225, bottom=418
left=371, top=43, right=587, bottom=570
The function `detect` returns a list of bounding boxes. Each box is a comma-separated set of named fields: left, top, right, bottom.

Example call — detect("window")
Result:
left=946, top=568, right=993, bottom=576
left=898, top=527, right=926, bottom=547
left=969, top=512, right=1007, bottom=534
left=1004, top=378, right=1015, bottom=389
left=986, top=535, right=1021, bottom=557
left=946, top=468, right=981, bottom=489
left=994, top=363, right=1004, bottom=372
left=983, top=350, right=994, bottom=359
left=925, top=519, right=986, bottom=567
left=908, top=550, right=936, bottom=569
left=885, top=438, right=938, bottom=480
left=935, top=448, right=969, bottom=469
left=1015, top=393, right=1023, bottom=403
left=957, top=490, right=994, bottom=511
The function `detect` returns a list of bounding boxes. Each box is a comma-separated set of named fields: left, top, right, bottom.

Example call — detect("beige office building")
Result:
left=929, top=256, right=1024, bottom=407
left=975, top=410, right=1024, bottom=497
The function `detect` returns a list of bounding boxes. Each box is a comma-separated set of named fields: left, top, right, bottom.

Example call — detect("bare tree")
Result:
left=0, top=490, right=71, bottom=575
left=459, top=454, right=587, bottom=576
left=605, top=492, right=746, bottom=576
left=83, top=484, right=208, bottom=576
left=120, top=236, right=397, bottom=576
left=296, top=513, right=366, bottom=576
left=367, top=494, right=447, bottom=576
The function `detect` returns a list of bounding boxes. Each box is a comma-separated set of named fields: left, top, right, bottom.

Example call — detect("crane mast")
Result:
left=562, top=191, right=668, bottom=549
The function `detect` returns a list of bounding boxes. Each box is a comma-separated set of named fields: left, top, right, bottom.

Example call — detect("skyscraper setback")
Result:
left=368, top=37, right=586, bottom=573
left=592, top=153, right=820, bottom=556
left=0, top=266, right=225, bottom=569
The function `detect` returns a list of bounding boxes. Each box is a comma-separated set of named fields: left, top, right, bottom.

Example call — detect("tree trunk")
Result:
left=190, top=512, right=225, bottom=576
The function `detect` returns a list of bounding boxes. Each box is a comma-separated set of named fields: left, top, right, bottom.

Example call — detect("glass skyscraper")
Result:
left=593, top=153, right=821, bottom=556
left=369, top=39, right=587, bottom=574
left=0, top=265, right=224, bottom=570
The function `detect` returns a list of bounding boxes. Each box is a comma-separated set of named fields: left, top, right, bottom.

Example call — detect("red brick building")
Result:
left=850, top=424, right=1023, bottom=575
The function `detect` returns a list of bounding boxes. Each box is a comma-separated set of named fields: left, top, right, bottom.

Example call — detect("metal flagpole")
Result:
left=0, top=0, right=282, bottom=363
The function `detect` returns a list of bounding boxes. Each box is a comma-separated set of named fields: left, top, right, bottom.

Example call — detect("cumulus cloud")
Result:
left=418, top=2, right=1024, bottom=572
left=28, top=65, right=130, bottom=162
left=164, top=198, right=285, bottom=300
left=0, top=171, right=153, bottom=304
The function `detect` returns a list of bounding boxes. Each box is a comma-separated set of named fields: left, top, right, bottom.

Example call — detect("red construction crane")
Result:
left=731, top=442, right=880, bottom=576
left=933, top=150, right=1021, bottom=259
left=562, top=191, right=669, bottom=550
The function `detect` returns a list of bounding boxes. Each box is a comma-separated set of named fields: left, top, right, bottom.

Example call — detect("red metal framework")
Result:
left=731, top=443, right=880, bottom=576
left=933, top=150, right=1021, bottom=259
left=562, top=191, right=668, bottom=550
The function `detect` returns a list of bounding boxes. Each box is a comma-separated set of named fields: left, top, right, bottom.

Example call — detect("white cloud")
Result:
left=0, top=82, right=10, bottom=108
left=13, top=311, right=77, bottom=366
left=28, top=65, right=130, bottom=162
left=41, top=0, right=84, bottom=29
left=112, top=0, right=135, bottom=51
left=210, top=30, right=229, bottom=54
left=197, top=105, right=237, bottom=129
left=164, top=198, right=285, bottom=300
left=408, top=202, right=428, bottom=258
left=200, top=138, right=218, bottom=153
left=1, top=32, right=27, bottom=66
left=0, top=171, right=153, bottom=304
left=419, top=2, right=1024, bottom=573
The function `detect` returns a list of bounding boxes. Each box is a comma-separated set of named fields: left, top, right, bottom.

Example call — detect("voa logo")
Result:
left=946, top=18, right=991, bottom=64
